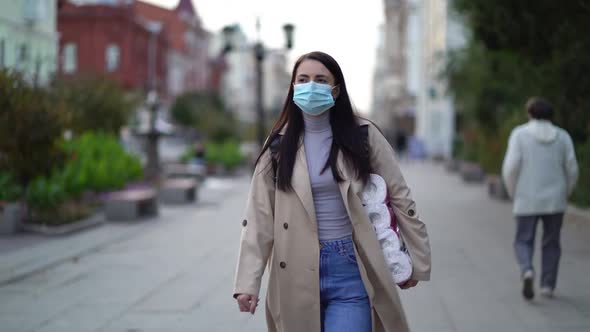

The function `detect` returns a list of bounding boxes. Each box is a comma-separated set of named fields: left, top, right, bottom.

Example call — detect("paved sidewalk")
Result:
left=0, top=176, right=239, bottom=285
left=398, top=161, right=590, bottom=332
left=0, top=163, right=588, bottom=332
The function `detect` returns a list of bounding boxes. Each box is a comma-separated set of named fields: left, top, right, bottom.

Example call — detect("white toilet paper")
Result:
left=361, top=173, right=412, bottom=285
left=365, top=203, right=391, bottom=232
left=361, top=174, right=388, bottom=205
left=379, top=232, right=401, bottom=251
left=377, top=225, right=413, bottom=284
left=376, top=227, right=395, bottom=241
left=389, top=254, right=412, bottom=284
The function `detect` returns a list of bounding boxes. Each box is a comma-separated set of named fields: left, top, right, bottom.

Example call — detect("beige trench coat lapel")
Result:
left=291, top=142, right=317, bottom=228
left=283, top=126, right=354, bottom=231
left=236, top=120, right=431, bottom=332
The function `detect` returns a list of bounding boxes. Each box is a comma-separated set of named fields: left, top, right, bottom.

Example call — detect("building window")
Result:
left=105, top=44, right=120, bottom=72
left=0, top=39, right=5, bottom=68
left=34, top=54, right=42, bottom=83
left=18, top=44, right=29, bottom=65
left=23, top=0, right=46, bottom=22
left=63, top=43, right=77, bottom=74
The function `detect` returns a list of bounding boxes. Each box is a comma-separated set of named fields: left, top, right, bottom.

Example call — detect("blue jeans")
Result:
left=320, top=237, right=371, bottom=332
left=514, top=213, right=564, bottom=289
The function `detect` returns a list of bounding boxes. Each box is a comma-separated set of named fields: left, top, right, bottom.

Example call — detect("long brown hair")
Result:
left=255, top=51, right=370, bottom=191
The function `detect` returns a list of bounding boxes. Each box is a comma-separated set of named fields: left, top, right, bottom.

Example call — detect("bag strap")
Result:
left=359, top=124, right=369, bottom=147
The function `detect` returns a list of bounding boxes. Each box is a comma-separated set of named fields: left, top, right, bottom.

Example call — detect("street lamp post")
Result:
left=145, top=90, right=161, bottom=180
left=144, top=27, right=161, bottom=181
left=221, top=21, right=294, bottom=150
left=254, top=41, right=265, bottom=149
left=253, top=22, right=295, bottom=149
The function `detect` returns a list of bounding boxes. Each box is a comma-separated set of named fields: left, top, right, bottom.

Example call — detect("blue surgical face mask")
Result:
left=292, top=81, right=336, bottom=116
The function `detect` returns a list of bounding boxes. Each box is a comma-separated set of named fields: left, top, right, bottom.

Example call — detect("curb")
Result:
left=0, top=218, right=140, bottom=286
left=21, top=213, right=104, bottom=236
left=566, top=204, right=590, bottom=224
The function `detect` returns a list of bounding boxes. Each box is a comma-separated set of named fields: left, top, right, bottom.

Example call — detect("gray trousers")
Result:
left=514, top=213, right=564, bottom=289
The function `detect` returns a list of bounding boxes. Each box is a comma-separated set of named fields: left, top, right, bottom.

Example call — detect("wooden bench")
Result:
left=105, top=189, right=158, bottom=221
left=445, top=159, right=460, bottom=172
left=459, top=161, right=485, bottom=183
left=487, top=175, right=509, bottom=200
left=164, top=163, right=205, bottom=182
left=159, top=178, right=197, bottom=204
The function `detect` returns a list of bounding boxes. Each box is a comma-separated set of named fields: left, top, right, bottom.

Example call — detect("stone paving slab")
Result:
left=398, top=162, right=590, bottom=332
left=0, top=165, right=588, bottom=332
left=0, top=217, right=142, bottom=285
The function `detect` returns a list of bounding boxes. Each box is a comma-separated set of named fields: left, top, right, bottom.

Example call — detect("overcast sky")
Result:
left=145, top=0, right=384, bottom=114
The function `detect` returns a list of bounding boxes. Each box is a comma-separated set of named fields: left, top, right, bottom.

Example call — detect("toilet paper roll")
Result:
left=380, top=232, right=401, bottom=251
left=361, top=174, right=388, bottom=205
left=378, top=231, right=413, bottom=284
left=365, top=203, right=391, bottom=232
left=390, top=255, right=413, bottom=284
left=376, top=227, right=395, bottom=242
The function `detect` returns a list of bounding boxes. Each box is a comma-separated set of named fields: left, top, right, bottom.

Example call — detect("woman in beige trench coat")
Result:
left=233, top=51, right=431, bottom=332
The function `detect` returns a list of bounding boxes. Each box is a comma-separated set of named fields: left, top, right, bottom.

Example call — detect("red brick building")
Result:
left=57, top=0, right=169, bottom=96
left=134, top=0, right=210, bottom=97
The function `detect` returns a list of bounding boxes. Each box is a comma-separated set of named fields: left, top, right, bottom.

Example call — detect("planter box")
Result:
left=445, top=159, right=460, bottom=172
left=21, top=213, right=104, bottom=236
left=459, top=161, right=485, bottom=183
left=164, top=163, right=205, bottom=182
left=487, top=175, right=510, bottom=201
left=160, top=178, right=198, bottom=204
left=105, top=188, right=158, bottom=221
left=0, top=203, right=22, bottom=234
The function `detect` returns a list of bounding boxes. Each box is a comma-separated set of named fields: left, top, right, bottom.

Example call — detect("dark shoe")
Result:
left=522, top=270, right=534, bottom=300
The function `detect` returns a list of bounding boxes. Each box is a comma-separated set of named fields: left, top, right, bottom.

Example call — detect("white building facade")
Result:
left=211, top=25, right=290, bottom=126
left=0, top=0, right=59, bottom=86
left=222, top=27, right=257, bottom=124
left=416, top=0, right=466, bottom=158
left=370, top=0, right=416, bottom=142
left=263, top=49, right=290, bottom=117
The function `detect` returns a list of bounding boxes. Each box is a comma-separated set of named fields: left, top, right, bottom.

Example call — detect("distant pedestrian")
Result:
left=502, top=97, right=579, bottom=300
left=395, top=130, right=408, bottom=159
left=233, top=51, right=431, bottom=332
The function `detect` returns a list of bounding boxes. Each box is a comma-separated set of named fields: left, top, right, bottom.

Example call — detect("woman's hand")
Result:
left=236, top=294, right=259, bottom=314
left=398, top=279, right=418, bottom=289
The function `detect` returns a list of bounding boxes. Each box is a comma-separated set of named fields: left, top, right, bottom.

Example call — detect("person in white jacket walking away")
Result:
left=502, top=97, right=579, bottom=301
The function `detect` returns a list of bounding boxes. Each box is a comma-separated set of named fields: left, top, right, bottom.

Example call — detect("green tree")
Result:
left=53, top=75, right=139, bottom=135
left=450, top=0, right=590, bottom=144
left=448, top=0, right=590, bottom=205
left=170, top=91, right=238, bottom=142
left=0, top=69, right=66, bottom=187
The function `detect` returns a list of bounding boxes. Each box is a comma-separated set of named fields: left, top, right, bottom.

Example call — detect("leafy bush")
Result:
left=476, top=111, right=527, bottom=174
left=0, top=172, right=23, bottom=202
left=60, top=132, right=143, bottom=193
left=26, top=133, right=143, bottom=224
left=26, top=174, right=92, bottom=225
left=204, top=142, right=222, bottom=165
left=53, top=76, right=139, bottom=135
left=204, top=140, right=244, bottom=170
left=180, top=147, right=193, bottom=164
left=571, top=140, right=590, bottom=208
left=0, top=69, right=66, bottom=186
left=26, top=175, right=67, bottom=211
left=448, top=0, right=590, bottom=154
left=170, top=92, right=238, bottom=142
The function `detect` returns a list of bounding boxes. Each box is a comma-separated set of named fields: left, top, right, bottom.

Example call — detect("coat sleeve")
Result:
left=502, top=129, right=521, bottom=198
left=368, top=124, right=431, bottom=281
left=233, top=149, right=275, bottom=298
left=563, top=131, right=579, bottom=196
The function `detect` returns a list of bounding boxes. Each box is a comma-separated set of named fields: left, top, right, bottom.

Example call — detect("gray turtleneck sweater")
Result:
left=302, top=111, right=353, bottom=241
